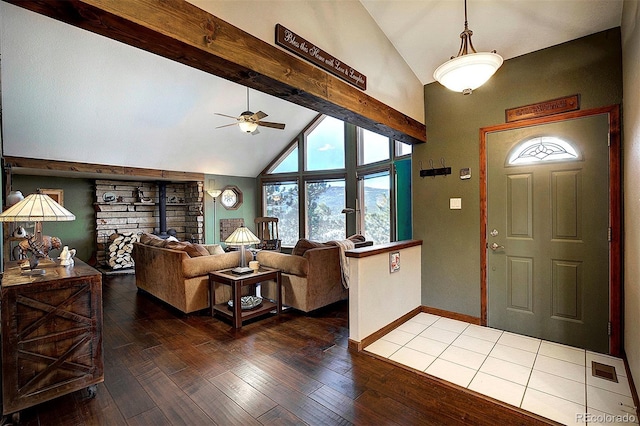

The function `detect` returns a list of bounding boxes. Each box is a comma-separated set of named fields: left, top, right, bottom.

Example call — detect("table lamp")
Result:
left=224, top=225, right=260, bottom=274
left=0, top=189, right=76, bottom=273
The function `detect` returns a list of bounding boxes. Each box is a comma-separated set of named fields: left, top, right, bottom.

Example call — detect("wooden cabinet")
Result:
left=1, top=258, right=103, bottom=418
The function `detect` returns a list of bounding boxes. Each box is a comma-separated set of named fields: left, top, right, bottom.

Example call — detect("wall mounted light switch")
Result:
left=450, top=198, right=462, bottom=210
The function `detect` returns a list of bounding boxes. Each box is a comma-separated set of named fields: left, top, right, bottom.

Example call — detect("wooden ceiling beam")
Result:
left=3, top=156, right=205, bottom=182
left=5, top=0, right=426, bottom=145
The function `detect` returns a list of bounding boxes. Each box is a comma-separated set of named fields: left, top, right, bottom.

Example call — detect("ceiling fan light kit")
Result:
left=215, top=88, right=286, bottom=135
left=433, top=0, right=503, bottom=95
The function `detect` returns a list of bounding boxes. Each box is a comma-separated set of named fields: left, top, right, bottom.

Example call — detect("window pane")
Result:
left=360, top=172, right=390, bottom=244
left=270, top=146, right=298, bottom=174
left=263, top=182, right=299, bottom=246
left=305, top=179, right=346, bottom=241
left=395, top=140, right=412, bottom=157
left=508, top=136, right=579, bottom=165
left=358, top=128, right=390, bottom=165
left=305, top=116, right=345, bottom=171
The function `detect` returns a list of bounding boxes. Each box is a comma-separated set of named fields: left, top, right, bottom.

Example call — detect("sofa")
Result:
left=255, top=236, right=364, bottom=312
left=132, top=233, right=241, bottom=313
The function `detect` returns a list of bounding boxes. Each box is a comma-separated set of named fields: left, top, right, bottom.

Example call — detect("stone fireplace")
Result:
left=94, top=179, right=204, bottom=269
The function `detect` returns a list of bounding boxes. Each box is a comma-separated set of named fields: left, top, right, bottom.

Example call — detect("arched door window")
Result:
left=507, top=136, right=580, bottom=165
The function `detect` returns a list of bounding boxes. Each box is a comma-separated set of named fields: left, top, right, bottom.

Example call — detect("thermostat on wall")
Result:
left=460, top=168, right=471, bottom=180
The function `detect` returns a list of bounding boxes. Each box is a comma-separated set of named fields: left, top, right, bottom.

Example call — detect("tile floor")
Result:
left=364, top=313, right=639, bottom=425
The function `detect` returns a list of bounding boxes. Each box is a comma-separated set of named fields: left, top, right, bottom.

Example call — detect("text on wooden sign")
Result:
left=275, top=24, right=367, bottom=91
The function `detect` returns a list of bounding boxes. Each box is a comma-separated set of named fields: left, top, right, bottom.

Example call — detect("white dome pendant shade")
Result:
left=434, top=52, right=503, bottom=94
left=433, top=0, right=503, bottom=95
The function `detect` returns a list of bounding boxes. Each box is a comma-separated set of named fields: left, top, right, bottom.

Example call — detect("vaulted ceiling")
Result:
left=0, top=1, right=624, bottom=179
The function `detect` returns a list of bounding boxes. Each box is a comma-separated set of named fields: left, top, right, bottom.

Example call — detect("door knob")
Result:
left=489, top=242, right=505, bottom=251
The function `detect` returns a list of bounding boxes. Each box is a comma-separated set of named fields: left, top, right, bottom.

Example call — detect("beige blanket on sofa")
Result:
left=329, top=239, right=355, bottom=289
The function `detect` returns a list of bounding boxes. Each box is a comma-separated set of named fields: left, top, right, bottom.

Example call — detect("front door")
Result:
left=486, top=114, right=610, bottom=353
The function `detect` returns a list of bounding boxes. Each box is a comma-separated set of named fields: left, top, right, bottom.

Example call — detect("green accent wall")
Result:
left=10, top=175, right=95, bottom=262
left=203, top=174, right=258, bottom=245
left=415, top=28, right=622, bottom=317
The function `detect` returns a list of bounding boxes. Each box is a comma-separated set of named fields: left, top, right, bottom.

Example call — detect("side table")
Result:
left=1, top=258, right=103, bottom=422
left=209, top=266, right=281, bottom=328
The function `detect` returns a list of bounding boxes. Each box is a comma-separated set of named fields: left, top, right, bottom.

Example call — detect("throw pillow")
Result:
left=203, top=244, right=225, bottom=255
left=292, top=238, right=327, bottom=256
left=140, top=232, right=165, bottom=247
left=187, top=243, right=210, bottom=257
left=348, top=234, right=366, bottom=243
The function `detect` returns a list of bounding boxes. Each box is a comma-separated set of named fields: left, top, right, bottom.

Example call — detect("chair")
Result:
left=254, top=217, right=281, bottom=251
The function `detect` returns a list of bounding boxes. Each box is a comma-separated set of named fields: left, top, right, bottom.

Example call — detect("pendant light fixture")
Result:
left=433, top=0, right=503, bottom=95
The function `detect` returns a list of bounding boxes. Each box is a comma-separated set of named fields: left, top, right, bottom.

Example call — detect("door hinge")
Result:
left=608, top=227, right=612, bottom=242
left=608, top=322, right=612, bottom=336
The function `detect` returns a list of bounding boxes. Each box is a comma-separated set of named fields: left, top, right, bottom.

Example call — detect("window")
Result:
left=395, top=140, right=412, bottom=157
left=305, top=116, right=345, bottom=171
left=270, top=146, right=298, bottom=174
left=359, top=172, right=391, bottom=244
left=260, top=115, right=411, bottom=244
left=508, top=136, right=579, bottom=165
left=263, top=181, right=299, bottom=246
left=305, top=179, right=346, bottom=242
left=358, top=128, right=390, bottom=165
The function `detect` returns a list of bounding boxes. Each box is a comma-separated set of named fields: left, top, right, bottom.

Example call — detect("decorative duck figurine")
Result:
left=59, top=246, right=77, bottom=266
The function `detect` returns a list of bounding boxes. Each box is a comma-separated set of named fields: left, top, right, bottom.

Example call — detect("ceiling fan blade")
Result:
left=215, top=112, right=240, bottom=120
left=251, top=127, right=260, bottom=135
left=252, top=111, right=268, bottom=120
left=257, top=121, right=286, bottom=130
left=215, top=123, right=239, bottom=129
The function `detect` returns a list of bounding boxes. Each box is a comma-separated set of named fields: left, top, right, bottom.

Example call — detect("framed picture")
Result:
left=41, top=189, right=64, bottom=206
left=390, top=251, right=400, bottom=273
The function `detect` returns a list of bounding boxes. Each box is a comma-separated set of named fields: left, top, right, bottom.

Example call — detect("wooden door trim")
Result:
left=479, top=105, right=622, bottom=356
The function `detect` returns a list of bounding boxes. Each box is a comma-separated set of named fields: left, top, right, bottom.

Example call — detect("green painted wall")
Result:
left=11, top=175, right=95, bottom=262
left=415, top=28, right=622, bottom=317
left=203, top=174, right=259, bottom=245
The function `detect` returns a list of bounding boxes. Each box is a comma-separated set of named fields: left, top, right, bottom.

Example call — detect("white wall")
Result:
left=349, top=245, right=421, bottom=343
left=621, top=0, right=640, bottom=389
left=187, top=0, right=424, bottom=122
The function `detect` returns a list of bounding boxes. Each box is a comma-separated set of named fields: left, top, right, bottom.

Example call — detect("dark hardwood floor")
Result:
left=9, top=275, right=556, bottom=425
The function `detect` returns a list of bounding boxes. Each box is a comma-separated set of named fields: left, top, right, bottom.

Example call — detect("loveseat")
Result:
left=255, top=237, right=363, bottom=312
left=132, top=233, right=241, bottom=313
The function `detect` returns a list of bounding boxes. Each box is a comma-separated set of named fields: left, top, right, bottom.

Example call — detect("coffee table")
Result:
left=209, top=266, right=281, bottom=328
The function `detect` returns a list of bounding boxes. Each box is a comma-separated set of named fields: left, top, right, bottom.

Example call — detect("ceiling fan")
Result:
left=215, top=88, right=286, bottom=135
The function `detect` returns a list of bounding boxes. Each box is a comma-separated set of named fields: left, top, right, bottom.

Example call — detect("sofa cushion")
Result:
left=163, top=241, right=210, bottom=257
left=140, top=232, right=165, bottom=247
left=256, top=250, right=309, bottom=277
left=292, top=239, right=328, bottom=256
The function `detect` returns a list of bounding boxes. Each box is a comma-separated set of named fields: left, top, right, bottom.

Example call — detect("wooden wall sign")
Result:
left=505, top=94, right=580, bottom=122
left=275, top=24, right=367, bottom=91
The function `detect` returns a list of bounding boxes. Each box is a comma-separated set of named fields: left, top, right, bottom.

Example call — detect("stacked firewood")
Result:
left=107, top=232, right=140, bottom=269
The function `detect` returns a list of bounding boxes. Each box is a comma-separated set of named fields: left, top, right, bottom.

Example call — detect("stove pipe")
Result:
left=157, top=181, right=167, bottom=237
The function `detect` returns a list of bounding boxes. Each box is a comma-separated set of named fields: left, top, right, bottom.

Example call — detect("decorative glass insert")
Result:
left=508, top=136, right=580, bottom=165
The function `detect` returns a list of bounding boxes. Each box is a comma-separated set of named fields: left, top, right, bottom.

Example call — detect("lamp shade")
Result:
left=207, top=189, right=222, bottom=198
left=224, top=225, right=260, bottom=246
left=239, top=120, right=258, bottom=133
left=433, top=52, right=503, bottom=94
left=0, top=192, right=76, bottom=222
